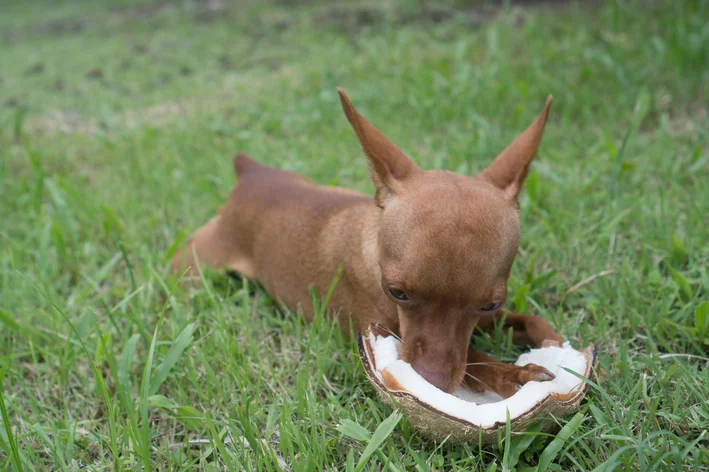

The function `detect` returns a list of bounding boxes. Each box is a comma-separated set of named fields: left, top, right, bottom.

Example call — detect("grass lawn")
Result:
left=2, top=0, right=708, bottom=469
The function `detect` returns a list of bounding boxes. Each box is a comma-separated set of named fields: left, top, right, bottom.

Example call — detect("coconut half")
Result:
left=358, top=324, right=597, bottom=443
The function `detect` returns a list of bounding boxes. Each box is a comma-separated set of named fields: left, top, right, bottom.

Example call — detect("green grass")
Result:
left=2, top=0, right=709, bottom=469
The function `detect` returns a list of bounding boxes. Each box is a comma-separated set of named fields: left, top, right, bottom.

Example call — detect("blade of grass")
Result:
left=205, top=419, right=241, bottom=472
left=0, top=370, right=24, bottom=472
left=502, top=408, right=512, bottom=468
left=139, top=319, right=161, bottom=471
left=354, top=410, right=402, bottom=472
left=149, top=322, right=196, bottom=395
left=336, top=418, right=371, bottom=442
left=536, top=412, right=585, bottom=471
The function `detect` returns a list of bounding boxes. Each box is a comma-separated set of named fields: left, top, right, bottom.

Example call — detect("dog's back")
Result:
left=172, top=153, right=396, bottom=332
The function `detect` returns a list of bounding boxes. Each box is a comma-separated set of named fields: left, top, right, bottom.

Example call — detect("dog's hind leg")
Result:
left=171, top=154, right=266, bottom=281
left=171, top=212, right=256, bottom=281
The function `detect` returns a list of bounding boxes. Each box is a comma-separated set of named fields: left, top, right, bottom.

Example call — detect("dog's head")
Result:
left=338, top=88, right=552, bottom=393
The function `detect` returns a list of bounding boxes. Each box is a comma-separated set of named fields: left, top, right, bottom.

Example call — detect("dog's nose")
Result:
left=412, top=362, right=448, bottom=390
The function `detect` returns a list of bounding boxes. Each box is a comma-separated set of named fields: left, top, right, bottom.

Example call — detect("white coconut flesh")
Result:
left=369, top=332, right=590, bottom=429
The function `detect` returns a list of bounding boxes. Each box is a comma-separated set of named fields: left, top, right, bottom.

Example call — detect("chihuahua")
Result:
left=171, top=89, right=564, bottom=397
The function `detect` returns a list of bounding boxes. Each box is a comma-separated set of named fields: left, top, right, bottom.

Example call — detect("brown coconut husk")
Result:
left=357, top=324, right=598, bottom=444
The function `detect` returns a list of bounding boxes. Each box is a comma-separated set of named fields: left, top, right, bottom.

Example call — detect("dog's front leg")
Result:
left=476, top=310, right=563, bottom=348
left=464, top=349, right=555, bottom=399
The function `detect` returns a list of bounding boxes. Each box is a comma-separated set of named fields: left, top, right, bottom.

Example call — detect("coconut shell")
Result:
left=357, top=324, right=598, bottom=444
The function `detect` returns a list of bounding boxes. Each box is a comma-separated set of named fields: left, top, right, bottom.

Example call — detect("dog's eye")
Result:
left=388, top=287, right=409, bottom=301
left=480, top=301, right=501, bottom=312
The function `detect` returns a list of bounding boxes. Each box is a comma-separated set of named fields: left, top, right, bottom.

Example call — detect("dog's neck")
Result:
left=341, top=202, right=400, bottom=330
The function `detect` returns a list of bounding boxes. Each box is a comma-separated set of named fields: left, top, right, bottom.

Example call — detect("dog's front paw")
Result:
left=513, top=363, right=555, bottom=390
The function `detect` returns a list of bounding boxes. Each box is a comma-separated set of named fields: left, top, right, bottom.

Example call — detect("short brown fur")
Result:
left=171, top=89, right=563, bottom=396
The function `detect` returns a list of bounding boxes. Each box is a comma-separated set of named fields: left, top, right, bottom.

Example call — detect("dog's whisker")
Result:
left=377, top=325, right=402, bottom=342
left=465, top=362, right=508, bottom=368
left=464, top=372, right=493, bottom=392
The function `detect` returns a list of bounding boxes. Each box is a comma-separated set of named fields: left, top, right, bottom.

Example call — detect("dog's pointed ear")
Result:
left=480, top=96, right=553, bottom=199
left=337, top=87, right=420, bottom=206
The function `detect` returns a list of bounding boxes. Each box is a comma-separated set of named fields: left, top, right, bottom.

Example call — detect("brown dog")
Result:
left=171, top=89, right=564, bottom=397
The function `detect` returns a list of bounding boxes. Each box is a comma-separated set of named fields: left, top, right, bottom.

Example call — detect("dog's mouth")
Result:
left=414, top=362, right=468, bottom=394
left=371, top=324, right=467, bottom=394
